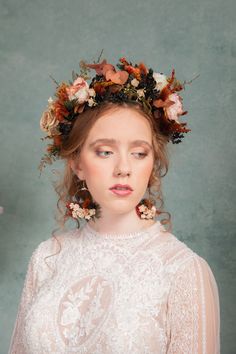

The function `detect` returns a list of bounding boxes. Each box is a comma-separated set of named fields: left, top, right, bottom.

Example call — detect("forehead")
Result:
left=87, top=107, right=152, bottom=141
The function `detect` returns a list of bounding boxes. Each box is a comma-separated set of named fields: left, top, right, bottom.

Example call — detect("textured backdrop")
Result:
left=0, top=0, right=235, bottom=353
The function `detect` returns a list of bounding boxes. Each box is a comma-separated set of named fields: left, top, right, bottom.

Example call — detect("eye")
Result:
left=132, top=152, right=148, bottom=159
left=95, top=150, right=113, bottom=158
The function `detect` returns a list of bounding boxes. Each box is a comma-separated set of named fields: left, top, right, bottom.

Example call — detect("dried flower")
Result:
left=153, top=72, right=168, bottom=92
left=40, top=110, right=59, bottom=136
left=88, top=98, right=97, bottom=107
left=164, top=93, right=184, bottom=123
left=131, top=78, right=139, bottom=87
left=66, top=77, right=90, bottom=103
left=39, top=55, right=193, bottom=173
left=138, top=204, right=156, bottom=219
left=137, top=88, right=145, bottom=98
left=68, top=202, right=96, bottom=220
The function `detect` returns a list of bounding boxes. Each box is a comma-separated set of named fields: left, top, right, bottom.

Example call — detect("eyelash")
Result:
left=95, top=150, right=148, bottom=159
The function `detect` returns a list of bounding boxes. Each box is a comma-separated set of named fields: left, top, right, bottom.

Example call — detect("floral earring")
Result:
left=136, top=198, right=157, bottom=219
left=66, top=180, right=101, bottom=221
left=135, top=185, right=157, bottom=220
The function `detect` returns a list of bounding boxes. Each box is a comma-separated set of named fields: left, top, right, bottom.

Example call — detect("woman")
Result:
left=8, top=56, right=220, bottom=353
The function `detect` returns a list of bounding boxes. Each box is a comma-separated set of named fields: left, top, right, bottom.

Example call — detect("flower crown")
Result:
left=39, top=55, right=195, bottom=173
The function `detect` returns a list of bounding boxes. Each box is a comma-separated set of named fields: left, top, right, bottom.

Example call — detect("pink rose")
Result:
left=164, top=93, right=184, bottom=123
left=66, top=77, right=90, bottom=103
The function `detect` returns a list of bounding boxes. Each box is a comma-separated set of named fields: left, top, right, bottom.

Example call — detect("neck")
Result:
left=87, top=209, right=156, bottom=235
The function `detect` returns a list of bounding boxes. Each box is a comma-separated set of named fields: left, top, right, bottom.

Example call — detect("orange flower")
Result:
left=154, top=90, right=188, bottom=124
left=53, top=135, right=62, bottom=147
left=138, top=62, right=148, bottom=75
left=119, top=57, right=148, bottom=80
left=153, top=86, right=173, bottom=109
left=46, top=144, right=55, bottom=153
left=167, top=69, right=184, bottom=92
left=86, top=59, right=129, bottom=85
left=93, top=81, right=114, bottom=95
left=85, top=59, right=108, bottom=75
left=55, top=82, right=69, bottom=101
left=123, top=65, right=141, bottom=80
left=105, top=68, right=129, bottom=85
left=53, top=100, right=69, bottom=122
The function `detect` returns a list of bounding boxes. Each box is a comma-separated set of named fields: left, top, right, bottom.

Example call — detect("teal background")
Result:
left=0, top=0, right=235, bottom=352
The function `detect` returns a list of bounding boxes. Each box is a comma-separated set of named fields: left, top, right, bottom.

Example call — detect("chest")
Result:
left=24, top=245, right=176, bottom=353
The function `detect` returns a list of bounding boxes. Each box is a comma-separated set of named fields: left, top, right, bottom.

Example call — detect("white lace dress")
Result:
left=8, top=221, right=220, bottom=354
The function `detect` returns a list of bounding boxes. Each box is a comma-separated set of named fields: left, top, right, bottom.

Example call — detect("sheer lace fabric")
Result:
left=8, top=221, right=220, bottom=353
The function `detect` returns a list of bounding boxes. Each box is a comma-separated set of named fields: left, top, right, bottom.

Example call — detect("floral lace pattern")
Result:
left=8, top=221, right=220, bottom=353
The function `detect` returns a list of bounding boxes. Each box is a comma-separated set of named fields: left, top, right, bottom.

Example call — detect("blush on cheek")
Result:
left=140, top=160, right=154, bottom=177
left=86, top=163, right=105, bottom=178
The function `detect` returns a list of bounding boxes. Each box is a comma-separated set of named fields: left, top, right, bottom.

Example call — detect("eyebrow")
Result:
left=88, top=138, right=153, bottom=150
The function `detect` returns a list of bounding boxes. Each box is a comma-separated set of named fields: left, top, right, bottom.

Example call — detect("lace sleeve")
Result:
left=166, top=254, right=220, bottom=354
left=8, top=239, right=55, bottom=354
left=8, top=249, right=38, bottom=354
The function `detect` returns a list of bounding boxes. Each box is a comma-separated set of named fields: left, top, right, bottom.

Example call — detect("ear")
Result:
left=69, top=158, right=85, bottom=180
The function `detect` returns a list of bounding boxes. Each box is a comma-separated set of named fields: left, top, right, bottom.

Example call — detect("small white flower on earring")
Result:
left=138, top=204, right=156, bottom=219
left=68, top=202, right=96, bottom=220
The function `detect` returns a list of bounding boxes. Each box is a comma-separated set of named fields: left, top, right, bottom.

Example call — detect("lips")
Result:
left=109, top=184, right=133, bottom=197
left=109, top=184, right=133, bottom=191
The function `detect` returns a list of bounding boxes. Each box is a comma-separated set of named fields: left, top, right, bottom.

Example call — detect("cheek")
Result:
left=82, top=158, right=109, bottom=180
left=137, top=158, right=154, bottom=180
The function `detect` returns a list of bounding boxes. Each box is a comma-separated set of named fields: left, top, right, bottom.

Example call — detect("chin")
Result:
left=108, top=204, right=138, bottom=215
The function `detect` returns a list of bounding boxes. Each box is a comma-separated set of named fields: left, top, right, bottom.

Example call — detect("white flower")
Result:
left=138, top=205, right=147, bottom=212
left=153, top=72, right=168, bottom=92
left=137, top=89, right=145, bottom=98
left=78, top=209, right=85, bottom=218
left=47, top=96, right=54, bottom=105
left=68, top=201, right=96, bottom=220
left=138, top=203, right=156, bottom=219
left=88, top=88, right=96, bottom=97
left=88, top=98, right=96, bottom=107
left=72, top=211, right=77, bottom=218
left=131, top=78, right=139, bottom=87
left=74, top=87, right=89, bottom=103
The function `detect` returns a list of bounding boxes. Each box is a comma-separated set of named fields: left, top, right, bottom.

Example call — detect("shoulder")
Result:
left=161, top=228, right=216, bottom=279
left=28, top=228, right=81, bottom=280
left=32, top=228, right=81, bottom=257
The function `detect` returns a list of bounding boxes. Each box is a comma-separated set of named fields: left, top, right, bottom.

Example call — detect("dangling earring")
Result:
left=135, top=186, right=157, bottom=220
left=66, top=180, right=101, bottom=221
left=136, top=199, right=157, bottom=219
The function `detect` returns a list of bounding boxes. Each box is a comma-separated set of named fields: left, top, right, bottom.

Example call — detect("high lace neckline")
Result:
left=84, top=220, right=164, bottom=240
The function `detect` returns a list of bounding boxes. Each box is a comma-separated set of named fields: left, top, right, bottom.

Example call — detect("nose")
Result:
left=115, top=169, right=131, bottom=177
left=113, top=152, right=132, bottom=177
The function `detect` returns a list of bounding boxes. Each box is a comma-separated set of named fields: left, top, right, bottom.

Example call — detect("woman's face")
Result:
left=72, top=106, right=154, bottom=217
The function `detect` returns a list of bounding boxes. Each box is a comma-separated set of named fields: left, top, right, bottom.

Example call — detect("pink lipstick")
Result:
left=109, top=184, right=133, bottom=196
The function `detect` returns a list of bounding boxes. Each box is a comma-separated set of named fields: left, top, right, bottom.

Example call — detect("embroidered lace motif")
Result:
left=8, top=221, right=220, bottom=353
